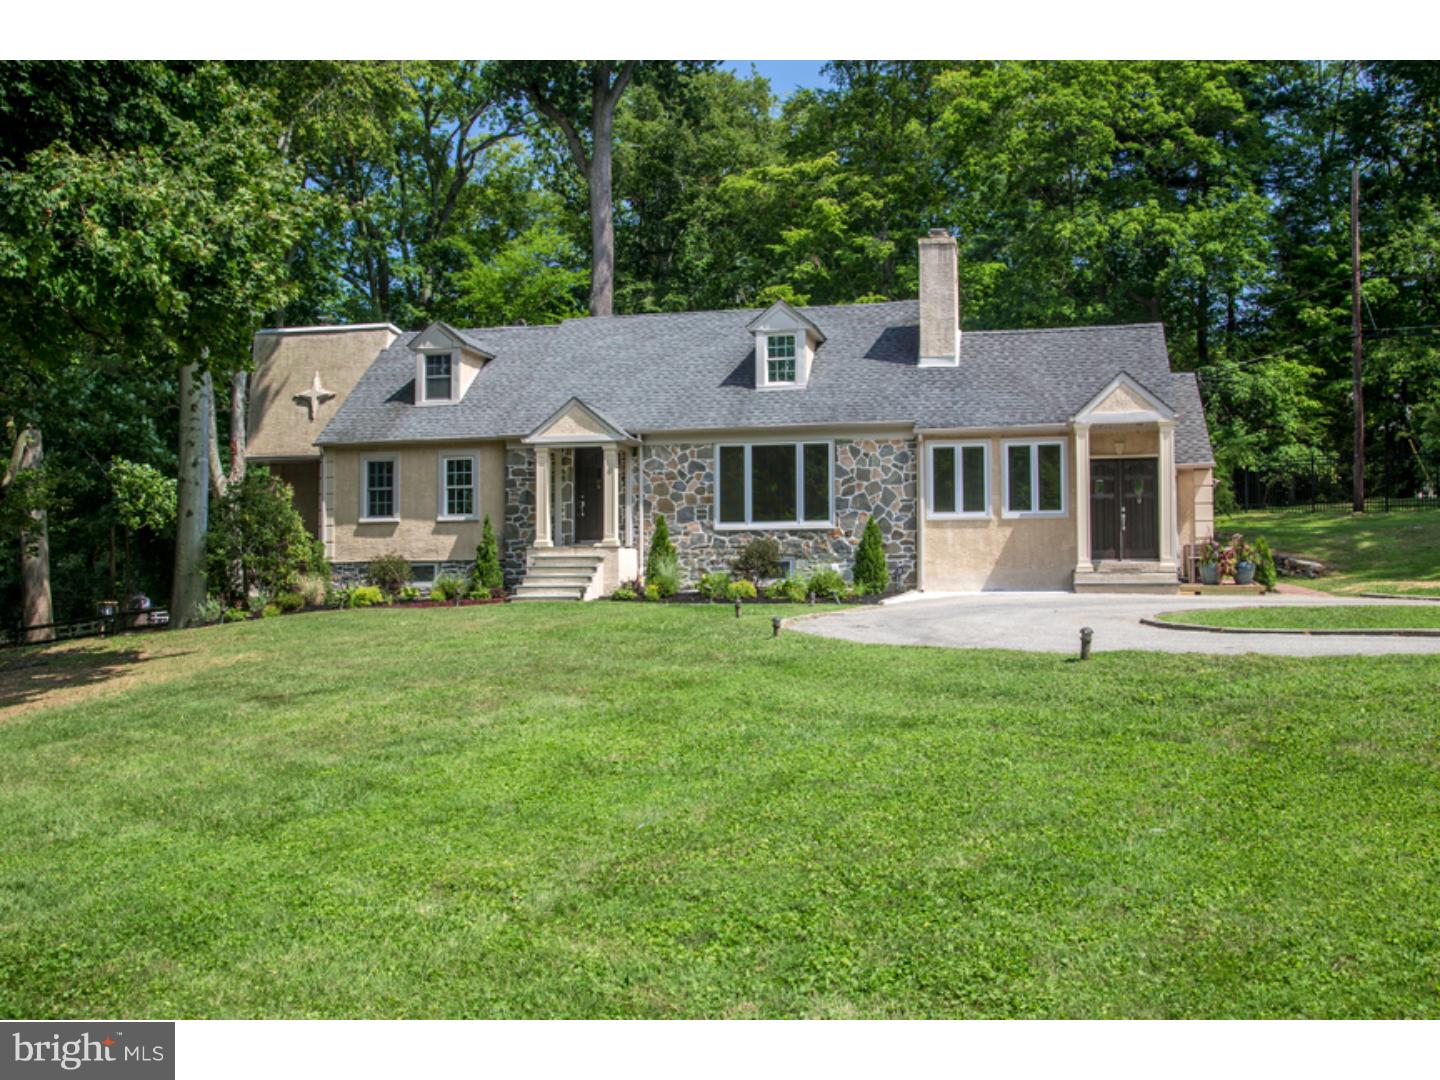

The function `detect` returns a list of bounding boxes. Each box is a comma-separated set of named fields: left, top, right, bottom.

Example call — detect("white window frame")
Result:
left=765, top=333, right=797, bottom=385
left=755, top=332, right=809, bottom=390
left=436, top=453, right=479, bottom=521
left=410, top=562, right=438, bottom=586
left=1001, top=438, right=1068, bottom=518
left=713, top=439, right=834, bottom=530
left=360, top=454, right=399, bottom=522
left=418, top=351, right=456, bottom=404
left=927, top=440, right=991, bottom=519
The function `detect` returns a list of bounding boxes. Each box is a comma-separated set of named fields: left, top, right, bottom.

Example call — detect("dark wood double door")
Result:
left=1090, top=458, right=1159, bottom=562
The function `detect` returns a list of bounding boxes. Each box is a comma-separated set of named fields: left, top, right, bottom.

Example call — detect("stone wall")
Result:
left=640, top=437, right=917, bottom=590
left=332, top=560, right=473, bottom=593
left=502, top=446, right=535, bottom=585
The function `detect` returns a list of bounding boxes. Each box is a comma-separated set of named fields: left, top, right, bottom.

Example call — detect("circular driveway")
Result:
left=794, top=591, right=1440, bottom=656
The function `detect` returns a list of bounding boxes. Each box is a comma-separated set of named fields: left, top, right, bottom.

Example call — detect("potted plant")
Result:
left=1232, top=533, right=1256, bottom=585
left=1197, top=538, right=1225, bottom=585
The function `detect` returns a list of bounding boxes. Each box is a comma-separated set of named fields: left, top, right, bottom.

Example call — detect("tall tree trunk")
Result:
left=172, top=362, right=210, bottom=628
left=16, top=428, right=54, bottom=644
left=588, top=98, right=616, bottom=317
left=206, top=369, right=249, bottom=498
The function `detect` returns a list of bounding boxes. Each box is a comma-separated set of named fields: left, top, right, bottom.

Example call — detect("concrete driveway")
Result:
left=794, top=591, right=1440, bottom=656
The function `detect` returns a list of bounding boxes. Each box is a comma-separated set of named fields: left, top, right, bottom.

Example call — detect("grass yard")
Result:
left=1157, top=605, right=1440, bottom=630
left=2, top=604, right=1439, bottom=1018
left=1218, top=508, right=1440, bottom=596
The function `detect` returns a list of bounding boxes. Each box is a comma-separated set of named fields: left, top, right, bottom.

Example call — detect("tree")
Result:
left=494, top=62, right=712, bottom=316
left=647, top=513, right=675, bottom=570
left=205, top=466, right=325, bottom=607
left=853, top=516, right=888, bottom=594
left=472, top=515, right=503, bottom=592
left=1, top=428, right=54, bottom=640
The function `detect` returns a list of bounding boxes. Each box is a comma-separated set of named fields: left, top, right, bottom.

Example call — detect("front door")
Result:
left=574, top=447, right=604, bottom=542
left=1091, top=458, right=1159, bottom=561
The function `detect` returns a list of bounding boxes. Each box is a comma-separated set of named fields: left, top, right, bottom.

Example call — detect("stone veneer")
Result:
left=640, top=438, right=917, bottom=590
left=332, top=560, right=473, bottom=593
left=502, top=446, right=536, bottom=585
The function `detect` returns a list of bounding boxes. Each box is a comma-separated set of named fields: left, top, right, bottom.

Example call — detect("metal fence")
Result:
left=0, top=608, right=170, bottom=649
left=1231, top=446, right=1440, bottom=512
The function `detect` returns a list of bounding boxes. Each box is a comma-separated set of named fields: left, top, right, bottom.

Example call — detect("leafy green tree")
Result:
left=205, top=467, right=326, bottom=607
left=647, top=513, right=676, bottom=570
left=853, top=516, right=889, bottom=594
left=452, top=218, right=586, bottom=326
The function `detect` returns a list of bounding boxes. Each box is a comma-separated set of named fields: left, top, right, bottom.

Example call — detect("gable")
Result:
left=1073, top=372, right=1175, bottom=425
left=522, top=397, right=633, bottom=445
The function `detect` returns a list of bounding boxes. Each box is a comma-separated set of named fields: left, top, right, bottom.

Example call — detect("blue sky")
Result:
left=720, top=61, right=829, bottom=100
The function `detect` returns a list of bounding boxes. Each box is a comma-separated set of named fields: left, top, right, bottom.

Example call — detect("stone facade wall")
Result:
left=502, top=446, right=535, bottom=585
left=332, top=560, right=473, bottom=593
left=640, top=437, right=918, bottom=590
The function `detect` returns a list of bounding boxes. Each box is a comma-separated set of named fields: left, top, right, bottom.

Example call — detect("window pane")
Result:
left=411, top=563, right=436, bottom=584
left=425, top=354, right=451, bottom=400
left=1007, top=445, right=1032, bottom=511
left=1038, top=444, right=1063, bottom=511
left=767, top=335, right=795, bottom=359
left=932, top=446, right=956, bottom=513
left=445, top=458, right=474, bottom=517
left=767, top=356, right=795, bottom=383
left=718, top=446, right=746, bottom=523
left=367, top=460, right=394, bottom=517
left=751, top=443, right=797, bottom=522
left=962, top=446, right=987, bottom=513
left=802, top=443, right=830, bottom=522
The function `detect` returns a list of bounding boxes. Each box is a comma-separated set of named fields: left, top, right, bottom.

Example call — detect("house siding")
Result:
left=640, top=437, right=918, bottom=590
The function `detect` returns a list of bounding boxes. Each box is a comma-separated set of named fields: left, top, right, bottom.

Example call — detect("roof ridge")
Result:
left=965, top=321, right=1163, bottom=337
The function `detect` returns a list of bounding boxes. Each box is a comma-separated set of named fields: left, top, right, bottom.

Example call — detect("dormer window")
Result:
left=766, top=335, right=797, bottom=384
left=423, top=353, right=453, bottom=402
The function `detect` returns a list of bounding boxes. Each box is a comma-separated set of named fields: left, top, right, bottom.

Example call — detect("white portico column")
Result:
left=1158, top=420, right=1177, bottom=569
left=533, top=448, right=553, bottom=548
left=601, top=444, right=620, bottom=547
left=1073, top=424, right=1092, bottom=573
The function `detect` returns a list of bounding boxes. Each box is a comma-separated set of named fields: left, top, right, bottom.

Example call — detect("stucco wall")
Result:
left=1178, top=466, right=1215, bottom=553
left=640, top=436, right=918, bottom=590
left=326, top=441, right=505, bottom=564
left=265, top=460, right=321, bottom=538
left=920, top=434, right=1079, bottom=591
left=248, top=326, right=396, bottom=460
left=1088, top=425, right=1159, bottom=458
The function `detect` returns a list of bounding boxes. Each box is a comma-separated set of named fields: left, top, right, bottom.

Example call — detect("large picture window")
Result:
left=928, top=441, right=989, bottom=517
left=439, top=454, right=476, bottom=519
left=1003, top=440, right=1066, bottom=516
left=715, top=441, right=831, bottom=527
left=362, top=456, right=397, bottom=520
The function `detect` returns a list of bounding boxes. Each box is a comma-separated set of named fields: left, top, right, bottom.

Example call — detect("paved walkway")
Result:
left=795, top=591, right=1440, bottom=657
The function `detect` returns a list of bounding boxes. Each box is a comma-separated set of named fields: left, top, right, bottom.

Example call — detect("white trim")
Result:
left=359, top=453, right=399, bottom=522
left=713, top=438, right=834, bottom=530
left=436, top=452, right=479, bottom=521
left=1072, top=371, right=1176, bottom=424
left=926, top=440, right=991, bottom=519
left=255, top=323, right=402, bottom=336
left=416, top=351, right=457, bottom=405
left=1001, top=438, right=1068, bottom=518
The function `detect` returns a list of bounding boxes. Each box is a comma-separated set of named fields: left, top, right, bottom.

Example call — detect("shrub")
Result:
left=611, top=584, right=638, bottom=601
left=765, top=577, right=807, bottom=602
left=367, top=553, right=412, bottom=598
left=222, top=607, right=250, bottom=623
left=731, top=538, right=780, bottom=583
left=698, top=570, right=732, bottom=600
left=807, top=567, right=847, bottom=602
left=397, top=585, right=421, bottom=602
left=467, top=583, right=493, bottom=601
left=247, top=590, right=271, bottom=616
left=429, top=574, right=466, bottom=602
left=647, top=551, right=681, bottom=598
left=472, top=515, right=504, bottom=592
left=274, top=590, right=305, bottom=613
left=648, top=514, right=676, bottom=568
left=725, top=579, right=758, bottom=601
left=1254, top=537, right=1279, bottom=591
left=296, top=572, right=328, bottom=608
left=643, top=583, right=661, bottom=602
left=205, top=466, right=327, bottom=608
left=327, top=586, right=350, bottom=609
left=348, top=585, right=384, bottom=608
left=195, top=595, right=224, bottom=625
left=261, top=603, right=282, bottom=618
left=853, top=516, right=888, bottom=594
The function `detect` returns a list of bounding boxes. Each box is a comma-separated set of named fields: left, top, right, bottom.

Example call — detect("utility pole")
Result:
left=1351, top=163, right=1366, bottom=513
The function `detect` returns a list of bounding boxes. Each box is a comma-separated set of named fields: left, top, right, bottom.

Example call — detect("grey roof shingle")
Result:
left=316, top=301, right=1214, bottom=466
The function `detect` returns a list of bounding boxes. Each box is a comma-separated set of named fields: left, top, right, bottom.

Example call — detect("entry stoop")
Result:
left=512, top=549, right=607, bottom=602
left=1073, top=563, right=1179, bottom=595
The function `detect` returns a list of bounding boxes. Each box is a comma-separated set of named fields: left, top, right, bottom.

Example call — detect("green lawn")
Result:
left=1218, top=509, right=1440, bottom=596
left=2, top=605, right=1439, bottom=1018
left=1157, top=605, right=1440, bottom=630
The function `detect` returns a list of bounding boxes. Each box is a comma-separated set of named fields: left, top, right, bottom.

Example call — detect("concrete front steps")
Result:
left=1073, top=562, right=1179, bottom=595
left=511, top=550, right=606, bottom=602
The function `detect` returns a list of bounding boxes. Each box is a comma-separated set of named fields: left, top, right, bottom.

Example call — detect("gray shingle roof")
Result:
left=316, top=301, right=1214, bottom=466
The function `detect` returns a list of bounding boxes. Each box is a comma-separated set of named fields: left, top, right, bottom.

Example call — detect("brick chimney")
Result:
left=918, top=228, right=960, bottom=367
